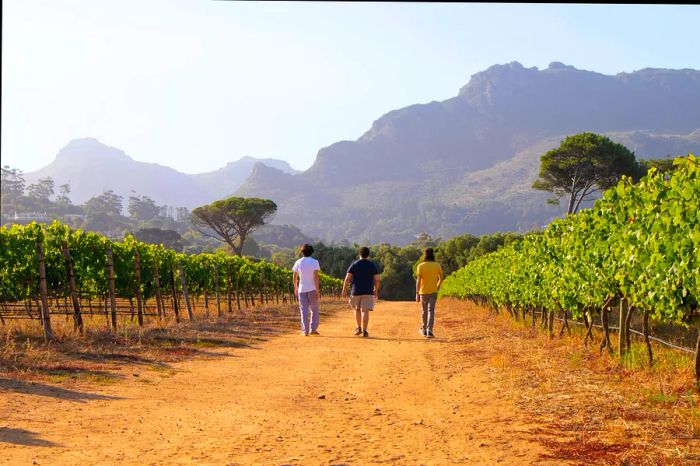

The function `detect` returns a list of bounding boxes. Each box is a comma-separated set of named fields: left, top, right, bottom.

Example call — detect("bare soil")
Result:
left=1, top=299, right=698, bottom=465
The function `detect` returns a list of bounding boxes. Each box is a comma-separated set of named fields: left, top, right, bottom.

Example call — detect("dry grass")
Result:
left=440, top=298, right=700, bottom=465
left=1, top=299, right=347, bottom=387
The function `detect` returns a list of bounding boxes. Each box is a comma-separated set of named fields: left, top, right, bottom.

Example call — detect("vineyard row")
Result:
left=440, top=155, right=700, bottom=378
left=0, top=222, right=343, bottom=341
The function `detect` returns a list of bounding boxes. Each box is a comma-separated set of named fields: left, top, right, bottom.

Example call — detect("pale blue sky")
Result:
left=2, top=1, right=699, bottom=174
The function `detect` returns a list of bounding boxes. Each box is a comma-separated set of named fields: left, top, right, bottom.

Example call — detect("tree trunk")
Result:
left=236, top=275, right=241, bottom=310
left=25, top=299, right=33, bottom=319
left=153, top=260, right=164, bottom=319
left=61, top=241, right=83, bottom=334
left=36, top=242, right=54, bottom=342
left=106, top=248, right=118, bottom=332
left=134, top=251, right=144, bottom=327
left=548, top=309, right=555, bottom=338
left=104, top=295, right=110, bottom=328
left=695, top=330, right=700, bottom=391
left=619, top=298, right=629, bottom=355
left=624, top=305, right=634, bottom=352
left=169, top=265, right=180, bottom=322
left=178, top=261, right=194, bottom=322
left=643, top=309, right=653, bottom=367
left=541, top=306, right=547, bottom=328
left=558, top=309, right=571, bottom=337
left=226, top=273, right=233, bottom=313
left=259, top=269, right=265, bottom=305
left=583, top=308, right=594, bottom=346
left=600, top=307, right=613, bottom=355
left=213, top=264, right=221, bottom=317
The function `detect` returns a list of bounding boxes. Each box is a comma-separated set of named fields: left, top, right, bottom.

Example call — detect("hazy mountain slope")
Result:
left=237, top=62, right=700, bottom=244
left=21, top=62, right=700, bottom=243
left=24, top=138, right=211, bottom=208
left=191, top=156, right=299, bottom=200
left=24, top=139, right=298, bottom=209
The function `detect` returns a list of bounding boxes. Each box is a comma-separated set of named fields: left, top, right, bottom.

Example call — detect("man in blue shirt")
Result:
left=341, top=246, right=380, bottom=338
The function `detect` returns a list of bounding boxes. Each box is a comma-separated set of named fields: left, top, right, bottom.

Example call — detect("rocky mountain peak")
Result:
left=56, top=137, right=132, bottom=163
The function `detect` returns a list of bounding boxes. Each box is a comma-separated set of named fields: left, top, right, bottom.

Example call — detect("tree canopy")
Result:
left=190, top=196, right=277, bottom=256
left=128, top=195, right=159, bottom=221
left=533, top=132, right=643, bottom=214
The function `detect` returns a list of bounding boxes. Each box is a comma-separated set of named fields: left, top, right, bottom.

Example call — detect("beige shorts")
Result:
left=349, top=294, right=375, bottom=311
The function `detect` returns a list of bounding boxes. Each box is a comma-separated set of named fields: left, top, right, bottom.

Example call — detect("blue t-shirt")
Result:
left=347, top=259, right=379, bottom=296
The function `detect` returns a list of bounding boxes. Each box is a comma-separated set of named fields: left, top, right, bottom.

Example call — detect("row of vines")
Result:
left=0, top=221, right=343, bottom=341
left=440, top=155, right=700, bottom=378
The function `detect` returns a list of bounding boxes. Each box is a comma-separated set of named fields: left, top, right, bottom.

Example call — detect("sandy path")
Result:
left=1, top=300, right=556, bottom=465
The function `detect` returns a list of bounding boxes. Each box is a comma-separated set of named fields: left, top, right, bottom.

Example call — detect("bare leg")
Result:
left=362, top=310, right=370, bottom=331
left=355, top=309, right=362, bottom=328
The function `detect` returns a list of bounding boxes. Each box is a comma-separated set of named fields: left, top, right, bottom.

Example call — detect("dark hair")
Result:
left=300, top=244, right=314, bottom=257
left=423, top=248, right=435, bottom=262
left=359, top=246, right=370, bottom=258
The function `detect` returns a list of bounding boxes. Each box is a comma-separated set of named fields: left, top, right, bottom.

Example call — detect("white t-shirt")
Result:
left=292, top=256, right=321, bottom=293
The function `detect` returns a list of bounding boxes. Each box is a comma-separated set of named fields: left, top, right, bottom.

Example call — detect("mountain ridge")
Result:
left=19, top=62, right=700, bottom=244
left=236, top=61, right=700, bottom=244
left=23, top=138, right=299, bottom=208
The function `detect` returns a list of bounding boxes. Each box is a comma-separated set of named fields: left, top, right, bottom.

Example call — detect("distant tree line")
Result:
left=1, top=167, right=200, bottom=252
left=259, top=231, right=525, bottom=301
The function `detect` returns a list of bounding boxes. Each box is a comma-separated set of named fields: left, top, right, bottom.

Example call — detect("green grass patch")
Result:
left=621, top=342, right=693, bottom=372
left=147, top=363, right=177, bottom=378
left=644, top=389, right=678, bottom=404
left=45, top=368, right=120, bottom=385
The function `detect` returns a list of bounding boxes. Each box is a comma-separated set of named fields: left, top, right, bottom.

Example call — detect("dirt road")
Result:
left=1, top=300, right=554, bottom=465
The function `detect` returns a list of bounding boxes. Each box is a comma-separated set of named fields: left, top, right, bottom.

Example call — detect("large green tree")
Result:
left=127, top=194, right=159, bottom=221
left=533, top=132, right=643, bottom=214
left=26, top=177, right=55, bottom=210
left=133, top=227, right=184, bottom=251
left=84, top=190, right=124, bottom=217
left=190, top=196, right=277, bottom=256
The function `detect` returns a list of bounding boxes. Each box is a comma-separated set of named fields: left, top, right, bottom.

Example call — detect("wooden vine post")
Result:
left=642, top=309, right=653, bottom=367
left=61, top=241, right=83, bottom=334
left=226, top=272, right=233, bottom=313
left=106, top=247, right=118, bottom=332
left=259, top=269, right=265, bottom=305
left=134, top=250, right=144, bottom=327
left=624, top=305, right=634, bottom=353
left=169, top=265, right=180, bottom=322
left=213, top=263, right=222, bottom=317
left=36, top=242, right=55, bottom=342
left=235, top=274, right=241, bottom=310
left=249, top=284, right=255, bottom=307
left=619, top=298, right=629, bottom=355
left=153, top=260, right=164, bottom=319
left=177, top=260, right=194, bottom=322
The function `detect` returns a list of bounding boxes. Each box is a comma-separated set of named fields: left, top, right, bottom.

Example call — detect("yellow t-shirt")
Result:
left=416, top=261, right=443, bottom=294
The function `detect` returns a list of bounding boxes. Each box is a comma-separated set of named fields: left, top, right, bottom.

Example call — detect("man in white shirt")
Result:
left=292, top=244, right=321, bottom=336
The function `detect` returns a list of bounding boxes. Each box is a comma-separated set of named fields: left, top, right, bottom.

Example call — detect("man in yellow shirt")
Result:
left=415, top=248, right=443, bottom=338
